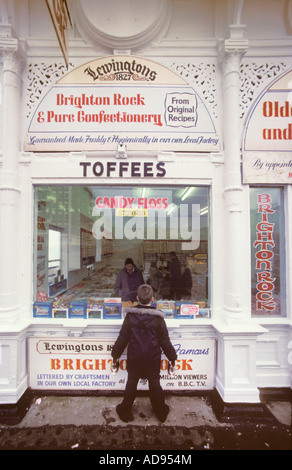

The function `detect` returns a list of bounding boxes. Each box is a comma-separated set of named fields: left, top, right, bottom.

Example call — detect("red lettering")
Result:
left=256, top=291, right=274, bottom=301
left=82, top=359, right=93, bottom=370
left=160, top=359, right=168, bottom=371
left=263, top=124, right=292, bottom=140
left=47, top=111, right=75, bottom=123
left=258, top=194, right=272, bottom=204
left=119, top=359, right=127, bottom=370
left=258, top=203, right=275, bottom=214
left=51, top=358, right=61, bottom=370
left=95, top=197, right=103, bottom=208
left=263, top=101, right=273, bottom=117
left=148, top=198, right=157, bottom=209
left=63, top=359, right=74, bottom=370
left=256, top=222, right=274, bottom=232
left=254, top=192, right=276, bottom=312
left=95, top=196, right=137, bottom=209
left=262, top=101, right=292, bottom=118
left=113, top=93, right=145, bottom=106
left=257, top=271, right=276, bottom=283
left=255, top=250, right=274, bottom=270
left=257, top=280, right=275, bottom=292
left=256, top=299, right=276, bottom=311
left=94, top=359, right=106, bottom=370
left=253, top=231, right=275, bottom=250
left=180, top=359, right=193, bottom=371
left=127, top=197, right=135, bottom=208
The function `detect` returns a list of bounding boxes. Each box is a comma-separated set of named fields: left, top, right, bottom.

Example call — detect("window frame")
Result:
left=33, top=183, right=212, bottom=317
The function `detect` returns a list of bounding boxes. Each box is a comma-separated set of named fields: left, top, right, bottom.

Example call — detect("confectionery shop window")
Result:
left=250, top=187, right=286, bottom=317
left=33, top=185, right=210, bottom=319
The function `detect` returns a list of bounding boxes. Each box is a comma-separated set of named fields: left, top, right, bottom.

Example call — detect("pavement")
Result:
left=0, top=393, right=291, bottom=451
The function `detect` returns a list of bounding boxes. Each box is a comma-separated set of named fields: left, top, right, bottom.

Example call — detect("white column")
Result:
left=214, top=28, right=267, bottom=405
left=222, top=34, right=248, bottom=322
left=0, top=41, right=24, bottom=324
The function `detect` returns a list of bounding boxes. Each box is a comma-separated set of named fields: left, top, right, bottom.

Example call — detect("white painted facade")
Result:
left=0, top=0, right=291, bottom=406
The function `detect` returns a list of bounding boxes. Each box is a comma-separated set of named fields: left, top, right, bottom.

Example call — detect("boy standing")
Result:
left=111, top=284, right=177, bottom=422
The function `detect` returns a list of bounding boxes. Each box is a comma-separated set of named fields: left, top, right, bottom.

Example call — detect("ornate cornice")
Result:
left=218, top=24, right=249, bottom=72
left=0, top=37, right=25, bottom=75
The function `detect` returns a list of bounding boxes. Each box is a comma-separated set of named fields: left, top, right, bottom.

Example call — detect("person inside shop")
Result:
left=114, top=257, right=144, bottom=302
left=160, top=268, right=171, bottom=299
left=181, top=262, right=192, bottom=299
left=156, top=254, right=167, bottom=270
left=111, top=284, right=177, bottom=423
left=147, top=262, right=163, bottom=297
left=168, top=251, right=182, bottom=300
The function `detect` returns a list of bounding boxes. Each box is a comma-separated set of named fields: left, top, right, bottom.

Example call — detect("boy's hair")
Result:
left=137, top=284, right=154, bottom=305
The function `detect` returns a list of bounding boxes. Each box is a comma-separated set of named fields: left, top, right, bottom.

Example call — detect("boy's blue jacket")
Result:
left=111, top=305, right=177, bottom=379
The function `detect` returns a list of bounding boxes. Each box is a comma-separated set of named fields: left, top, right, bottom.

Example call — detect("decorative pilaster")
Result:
left=0, top=38, right=25, bottom=323
left=215, top=27, right=267, bottom=405
left=222, top=29, right=248, bottom=322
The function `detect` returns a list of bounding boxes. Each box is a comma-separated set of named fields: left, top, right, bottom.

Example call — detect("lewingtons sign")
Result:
left=25, top=56, right=220, bottom=153
left=29, top=337, right=216, bottom=391
left=84, top=57, right=158, bottom=82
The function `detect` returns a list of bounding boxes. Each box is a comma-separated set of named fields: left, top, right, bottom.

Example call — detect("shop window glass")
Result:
left=33, top=185, right=210, bottom=318
left=250, top=187, right=286, bottom=317
left=48, top=228, right=62, bottom=274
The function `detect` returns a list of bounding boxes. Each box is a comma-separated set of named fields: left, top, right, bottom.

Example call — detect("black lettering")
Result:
left=119, top=162, right=129, bottom=177
left=107, top=162, right=116, bottom=176
left=156, top=162, right=166, bottom=177
left=80, top=161, right=91, bottom=177
left=144, top=162, right=154, bottom=177
left=81, top=160, right=166, bottom=178
left=93, top=162, right=104, bottom=176
left=131, top=162, right=141, bottom=177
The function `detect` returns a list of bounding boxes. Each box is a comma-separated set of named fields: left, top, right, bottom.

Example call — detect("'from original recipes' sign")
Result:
left=24, top=56, right=220, bottom=153
left=28, top=337, right=216, bottom=391
left=243, top=69, right=292, bottom=184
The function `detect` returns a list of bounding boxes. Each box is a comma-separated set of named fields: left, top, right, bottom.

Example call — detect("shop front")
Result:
left=21, top=55, right=219, bottom=397
left=0, top=0, right=291, bottom=415
left=29, top=153, right=217, bottom=395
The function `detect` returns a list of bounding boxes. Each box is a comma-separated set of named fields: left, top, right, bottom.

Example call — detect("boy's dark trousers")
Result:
left=118, top=373, right=169, bottom=420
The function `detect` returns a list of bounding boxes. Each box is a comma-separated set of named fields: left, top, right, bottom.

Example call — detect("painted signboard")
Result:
left=250, top=189, right=285, bottom=316
left=24, top=56, right=220, bottom=152
left=243, top=69, right=292, bottom=184
left=28, top=337, right=216, bottom=391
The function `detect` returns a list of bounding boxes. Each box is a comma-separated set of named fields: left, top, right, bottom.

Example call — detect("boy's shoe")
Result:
left=116, top=404, right=133, bottom=423
left=111, top=359, right=119, bottom=375
left=168, top=361, right=175, bottom=376
left=155, top=404, right=170, bottom=423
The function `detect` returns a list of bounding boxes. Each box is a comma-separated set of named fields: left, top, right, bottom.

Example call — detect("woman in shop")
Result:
left=114, top=258, right=144, bottom=303
left=181, top=263, right=192, bottom=299
left=168, top=252, right=182, bottom=300
left=147, top=262, right=163, bottom=298
left=156, top=255, right=167, bottom=270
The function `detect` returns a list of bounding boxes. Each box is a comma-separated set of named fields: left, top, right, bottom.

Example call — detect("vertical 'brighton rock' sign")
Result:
left=253, top=193, right=277, bottom=313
